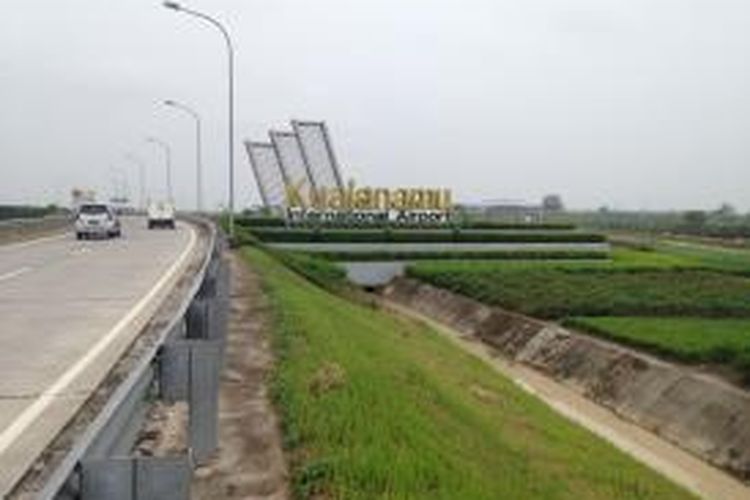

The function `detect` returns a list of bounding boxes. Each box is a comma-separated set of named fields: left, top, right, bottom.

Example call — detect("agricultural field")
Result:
left=405, top=246, right=746, bottom=272
left=564, top=317, right=750, bottom=381
left=245, top=247, right=691, bottom=499
left=406, top=266, right=750, bottom=319
left=655, top=240, right=750, bottom=274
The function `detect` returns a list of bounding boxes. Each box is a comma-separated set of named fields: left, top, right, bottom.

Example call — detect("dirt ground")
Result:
left=191, top=252, right=289, bottom=499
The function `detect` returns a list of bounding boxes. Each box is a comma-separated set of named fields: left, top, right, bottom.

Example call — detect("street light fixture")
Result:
left=163, top=1, right=235, bottom=235
left=164, top=99, right=203, bottom=212
left=124, top=153, right=147, bottom=210
left=146, top=137, right=173, bottom=202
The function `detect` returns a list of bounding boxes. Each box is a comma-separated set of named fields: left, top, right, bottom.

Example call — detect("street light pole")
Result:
left=164, top=99, right=203, bottom=212
left=146, top=137, right=173, bottom=203
left=124, top=153, right=147, bottom=210
left=163, top=1, right=235, bottom=235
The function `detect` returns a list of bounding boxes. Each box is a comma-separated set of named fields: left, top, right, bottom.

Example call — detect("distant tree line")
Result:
left=0, top=204, right=62, bottom=221
left=562, top=203, right=750, bottom=239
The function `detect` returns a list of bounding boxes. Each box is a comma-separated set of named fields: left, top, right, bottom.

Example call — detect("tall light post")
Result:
left=146, top=137, right=173, bottom=202
left=163, top=1, right=235, bottom=235
left=164, top=99, right=203, bottom=212
left=124, top=153, right=147, bottom=210
left=109, top=166, right=129, bottom=205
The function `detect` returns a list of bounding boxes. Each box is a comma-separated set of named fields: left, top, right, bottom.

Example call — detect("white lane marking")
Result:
left=0, top=233, right=68, bottom=251
left=0, top=225, right=197, bottom=456
left=0, top=267, right=32, bottom=282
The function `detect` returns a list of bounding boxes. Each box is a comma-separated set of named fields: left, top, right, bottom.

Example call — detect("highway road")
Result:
left=0, top=217, right=199, bottom=495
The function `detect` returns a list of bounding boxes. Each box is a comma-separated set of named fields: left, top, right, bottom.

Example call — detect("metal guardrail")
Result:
left=26, top=218, right=230, bottom=500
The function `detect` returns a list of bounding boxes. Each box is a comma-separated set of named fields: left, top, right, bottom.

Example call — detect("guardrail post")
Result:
left=159, top=342, right=190, bottom=403
left=214, top=258, right=230, bottom=341
left=81, top=456, right=190, bottom=500
left=81, top=458, right=132, bottom=500
left=185, top=299, right=209, bottom=340
left=158, top=339, right=223, bottom=465
left=189, top=341, right=223, bottom=464
left=135, top=456, right=191, bottom=500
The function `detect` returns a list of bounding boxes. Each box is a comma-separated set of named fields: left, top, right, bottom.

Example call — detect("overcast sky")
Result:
left=1, top=0, right=748, bottom=211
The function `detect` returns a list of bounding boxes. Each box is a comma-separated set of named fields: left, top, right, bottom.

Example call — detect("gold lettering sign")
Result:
left=284, top=178, right=453, bottom=211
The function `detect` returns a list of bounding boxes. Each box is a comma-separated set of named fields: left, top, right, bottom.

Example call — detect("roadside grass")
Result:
left=244, top=247, right=692, bottom=499
left=564, top=317, right=750, bottom=380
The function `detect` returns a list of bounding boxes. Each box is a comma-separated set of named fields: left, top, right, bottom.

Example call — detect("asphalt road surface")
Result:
left=0, top=217, right=198, bottom=495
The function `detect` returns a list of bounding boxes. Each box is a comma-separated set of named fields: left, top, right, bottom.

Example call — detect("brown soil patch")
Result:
left=469, top=384, right=504, bottom=407
left=191, top=252, right=289, bottom=499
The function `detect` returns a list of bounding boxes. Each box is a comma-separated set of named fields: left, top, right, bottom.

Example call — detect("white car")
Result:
left=147, top=201, right=176, bottom=229
left=75, top=203, right=121, bottom=239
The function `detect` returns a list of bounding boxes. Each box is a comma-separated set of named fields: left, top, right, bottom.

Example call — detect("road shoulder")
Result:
left=191, top=251, right=289, bottom=499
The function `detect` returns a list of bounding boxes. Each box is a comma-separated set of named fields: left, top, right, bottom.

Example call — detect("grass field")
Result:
left=564, top=317, right=750, bottom=378
left=245, top=247, right=692, bottom=499
left=656, top=241, right=750, bottom=274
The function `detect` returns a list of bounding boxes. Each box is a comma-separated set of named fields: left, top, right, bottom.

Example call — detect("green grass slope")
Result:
left=244, top=247, right=692, bottom=499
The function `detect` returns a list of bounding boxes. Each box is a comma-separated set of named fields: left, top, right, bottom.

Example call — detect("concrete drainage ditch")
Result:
left=381, top=277, right=750, bottom=484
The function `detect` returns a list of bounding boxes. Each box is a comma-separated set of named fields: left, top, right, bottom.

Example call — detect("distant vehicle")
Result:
left=75, top=203, right=121, bottom=240
left=147, top=201, right=176, bottom=229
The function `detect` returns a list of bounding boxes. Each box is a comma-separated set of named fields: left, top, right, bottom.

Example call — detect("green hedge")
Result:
left=310, top=250, right=610, bottom=262
left=0, top=205, right=56, bottom=221
left=231, top=226, right=347, bottom=291
left=236, top=216, right=287, bottom=228
left=235, top=216, right=576, bottom=231
left=461, top=221, right=576, bottom=230
left=251, top=228, right=606, bottom=244
left=273, top=251, right=347, bottom=291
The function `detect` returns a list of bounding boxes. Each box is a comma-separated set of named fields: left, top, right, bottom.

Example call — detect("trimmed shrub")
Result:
left=235, top=216, right=576, bottom=231
left=310, top=250, right=609, bottom=262
left=251, top=228, right=606, bottom=244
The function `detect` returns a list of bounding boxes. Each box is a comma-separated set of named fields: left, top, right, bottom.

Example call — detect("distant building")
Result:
left=459, top=199, right=544, bottom=223
left=70, top=188, right=96, bottom=209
